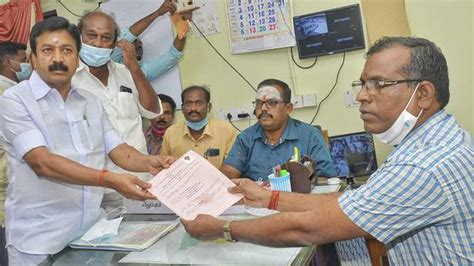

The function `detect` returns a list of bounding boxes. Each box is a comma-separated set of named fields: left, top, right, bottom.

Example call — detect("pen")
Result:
left=293, top=146, right=299, bottom=162
left=83, top=115, right=90, bottom=127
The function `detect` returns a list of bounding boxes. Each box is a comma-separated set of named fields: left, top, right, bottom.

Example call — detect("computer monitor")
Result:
left=292, top=4, right=365, bottom=59
left=328, top=131, right=378, bottom=178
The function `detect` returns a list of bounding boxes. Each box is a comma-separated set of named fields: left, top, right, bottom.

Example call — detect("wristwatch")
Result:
left=223, top=220, right=237, bottom=242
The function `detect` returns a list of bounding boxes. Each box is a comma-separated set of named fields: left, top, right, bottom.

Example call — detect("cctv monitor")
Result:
left=328, top=131, right=378, bottom=178
left=293, top=4, right=365, bottom=59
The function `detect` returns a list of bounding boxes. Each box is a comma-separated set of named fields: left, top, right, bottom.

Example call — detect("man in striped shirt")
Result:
left=181, top=37, right=473, bottom=265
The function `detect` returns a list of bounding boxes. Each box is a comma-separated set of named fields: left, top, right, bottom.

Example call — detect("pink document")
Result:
left=147, top=150, right=243, bottom=220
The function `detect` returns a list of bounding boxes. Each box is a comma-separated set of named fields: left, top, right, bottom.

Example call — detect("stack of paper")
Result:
left=69, top=221, right=178, bottom=251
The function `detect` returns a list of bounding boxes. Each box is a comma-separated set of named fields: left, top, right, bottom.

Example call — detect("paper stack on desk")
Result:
left=147, top=150, right=243, bottom=220
left=69, top=221, right=178, bottom=251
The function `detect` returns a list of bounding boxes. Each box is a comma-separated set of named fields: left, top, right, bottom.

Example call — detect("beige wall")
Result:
left=33, top=0, right=474, bottom=162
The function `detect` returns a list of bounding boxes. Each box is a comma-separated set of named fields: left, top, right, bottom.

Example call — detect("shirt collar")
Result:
left=253, top=117, right=298, bottom=142
left=28, top=70, right=81, bottom=100
left=76, top=60, right=116, bottom=73
left=0, top=75, right=17, bottom=87
left=29, top=71, right=52, bottom=100
left=182, top=120, right=213, bottom=138
left=385, top=109, right=449, bottom=162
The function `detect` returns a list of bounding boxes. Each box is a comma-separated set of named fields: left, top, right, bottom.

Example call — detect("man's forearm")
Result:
left=109, top=144, right=153, bottom=173
left=25, top=148, right=104, bottom=187
left=128, top=65, right=158, bottom=111
left=230, top=195, right=366, bottom=246
left=129, top=10, right=161, bottom=37
left=275, top=191, right=343, bottom=212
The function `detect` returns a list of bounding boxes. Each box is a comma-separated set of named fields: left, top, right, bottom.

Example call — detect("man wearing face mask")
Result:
left=221, top=79, right=336, bottom=181
left=73, top=11, right=162, bottom=211
left=0, top=42, right=31, bottom=90
left=145, top=94, right=177, bottom=155
left=160, top=85, right=237, bottom=168
left=0, top=41, right=32, bottom=266
left=182, top=37, right=473, bottom=265
left=0, top=17, right=175, bottom=264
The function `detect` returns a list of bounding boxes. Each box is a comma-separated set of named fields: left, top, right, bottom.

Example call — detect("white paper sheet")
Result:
left=148, top=150, right=243, bottom=220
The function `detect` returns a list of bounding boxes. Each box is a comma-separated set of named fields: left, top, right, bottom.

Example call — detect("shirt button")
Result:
left=195, top=144, right=198, bottom=147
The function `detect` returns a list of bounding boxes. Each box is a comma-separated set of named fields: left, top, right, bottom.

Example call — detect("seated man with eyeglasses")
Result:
left=221, top=79, right=336, bottom=181
left=160, top=85, right=237, bottom=168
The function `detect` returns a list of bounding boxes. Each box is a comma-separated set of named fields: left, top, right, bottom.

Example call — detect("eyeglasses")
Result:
left=182, top=100, right=207, bottom=108
left=352, top=79, right=422, bottom=95
left=252, top=99, right=286, bottom=109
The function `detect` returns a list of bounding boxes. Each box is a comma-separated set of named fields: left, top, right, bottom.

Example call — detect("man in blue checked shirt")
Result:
left=182, top=37, right=473, bottom=265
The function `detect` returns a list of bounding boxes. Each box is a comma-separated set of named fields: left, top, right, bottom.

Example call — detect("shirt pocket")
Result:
left=80, top=118, right=104, bottom=151
left=117, top=91, right=139, bottom=120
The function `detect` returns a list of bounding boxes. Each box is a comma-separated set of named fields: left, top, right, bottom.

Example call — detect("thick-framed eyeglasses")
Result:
left=352, top=79, right=422, bottom=95
left=182, top=100, right=208, bottom=108
left=252, top=99, right=286, bottom=109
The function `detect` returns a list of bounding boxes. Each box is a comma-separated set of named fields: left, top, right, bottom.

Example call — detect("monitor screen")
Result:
left=293, top=4, right=365, bottom=59
left=329, top=131, right=377, bottom=178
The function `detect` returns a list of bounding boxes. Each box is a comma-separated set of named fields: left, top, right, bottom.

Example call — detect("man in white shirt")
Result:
left=0, top=17, right=173, bottom=265
left=73, top=11, right=162, bottom=210
left=0, top=41, right=32, bottom=266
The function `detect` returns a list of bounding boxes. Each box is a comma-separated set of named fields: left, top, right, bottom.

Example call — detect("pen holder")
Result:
left=268, top=173, right=292, bottom=192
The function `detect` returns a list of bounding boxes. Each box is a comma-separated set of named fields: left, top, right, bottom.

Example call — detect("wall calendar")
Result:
left=226, top=0, right=295, bottom=54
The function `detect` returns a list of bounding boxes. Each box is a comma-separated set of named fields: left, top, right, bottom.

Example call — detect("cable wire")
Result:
left=290, top=47, right=317, bottom=69
left=190, top=20, right=257, bottom=92
left=310, top=52, right=346, bottom=125
left=227, top=116, right=242, bottom=132
left=277, top=1, right=318, bottom=70
left=58, top=0, right=102, bottom=17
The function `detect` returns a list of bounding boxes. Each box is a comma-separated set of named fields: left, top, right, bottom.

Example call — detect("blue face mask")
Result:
left=80, top=43, right=113, bottom=67
left=10, top=60, right=32, bottom=81
left=186, top=117, right=209, bottom=131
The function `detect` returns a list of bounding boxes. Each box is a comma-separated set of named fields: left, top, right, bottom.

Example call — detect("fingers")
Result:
left=149, top=165, right=162, bottom=176
left=163, top=156, right=175, bottom=166
left=228, top=185, right=242, bottom=194
left=135, top=177, right=152, bottom=189
left=151, top=155, right=174, bottom=169
left=231, top=179, right=241, bottom=185
left=132, top=188, right=157, bottom=201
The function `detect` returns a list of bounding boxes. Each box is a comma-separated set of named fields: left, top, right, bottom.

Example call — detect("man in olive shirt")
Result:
left=161, top=86, right=237, bottom=168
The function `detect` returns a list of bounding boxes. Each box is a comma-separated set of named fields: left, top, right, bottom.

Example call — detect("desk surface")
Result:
left=48, top=214, right=315, bottom=266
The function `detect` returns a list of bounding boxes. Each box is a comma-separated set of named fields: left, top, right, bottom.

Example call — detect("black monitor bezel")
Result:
left=292, top=4, right=366, bottom=59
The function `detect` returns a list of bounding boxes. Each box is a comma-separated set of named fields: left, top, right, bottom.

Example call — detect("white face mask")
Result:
left=80, top=216, right=123, bottom=242
left=374, top=83, right=423, bottom=146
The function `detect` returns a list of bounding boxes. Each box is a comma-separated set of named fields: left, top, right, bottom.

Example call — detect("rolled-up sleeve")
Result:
left=141, top=45, right=183, bottom=81
left=138, top=96, right=162, bottom=120
left=0, top=94, right=47, bottom=159
left=100, top=104, right=124, bottom=154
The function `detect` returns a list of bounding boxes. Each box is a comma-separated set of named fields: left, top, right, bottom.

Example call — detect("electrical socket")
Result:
left=302, top=93, right=317, bottom=107
left=292, top=95, right=304, bottom=109
left=217, top=105, right=255, bottom=122
left=345, top=90, right=360, bottom=107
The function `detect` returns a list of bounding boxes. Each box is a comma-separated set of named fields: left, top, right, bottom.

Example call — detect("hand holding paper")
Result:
left=147, top=150, right=243, bottom=220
